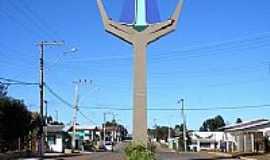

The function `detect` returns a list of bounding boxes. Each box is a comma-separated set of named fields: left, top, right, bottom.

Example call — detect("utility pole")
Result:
left=112, top=113, right=117, bottom=143
left=103, top=112, right=106, bottom=146
left=168, top=125, right=171, bottom=141
left=37, top=40, right=64, bottom=156
left=55, top=110, right=59, bottom=122
left=178, top=98, right=187, bottom=152
left=44, top=100, right=48, bottom=124
left=38, top=41, right=44, bottom=157
left=44, top=100, right=48, bottom=145
left=71, top=79, right=88, bottom=152
left=153, top=118, right=157, bottom=141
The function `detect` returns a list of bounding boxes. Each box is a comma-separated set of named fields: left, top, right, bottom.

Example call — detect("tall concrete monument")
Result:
left=97, top=0, right=184, bottom=143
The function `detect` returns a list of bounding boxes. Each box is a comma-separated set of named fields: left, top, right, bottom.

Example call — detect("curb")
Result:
left=240, top=157, right=257, bottom=160
left=207, top=152, right=233, bottom=158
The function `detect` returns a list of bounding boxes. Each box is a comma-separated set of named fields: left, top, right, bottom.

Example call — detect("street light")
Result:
left=47, top=47, right=79, bottom=70
left=63, top=47, right=79, bottom=54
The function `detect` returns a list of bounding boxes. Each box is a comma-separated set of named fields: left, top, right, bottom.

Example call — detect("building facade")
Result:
left=44, top=124, right=65, bottom=153
left=65, top=125, right=101, bottom=150
left=189, top=132, right=234, bottom=152
left=221, top=119, right=270, bottom=153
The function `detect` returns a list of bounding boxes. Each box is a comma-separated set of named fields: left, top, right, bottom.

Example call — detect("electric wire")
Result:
left=79, top=104, right=270, bottom=111
left=44, top=83, right=96, bottom=124
left=0, top=77, right=38, bottom=86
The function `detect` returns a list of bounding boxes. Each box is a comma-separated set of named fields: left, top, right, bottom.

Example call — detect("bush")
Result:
left=125, top=143, right=155, bottom=160
left=83, top=141, right=97, bottom=152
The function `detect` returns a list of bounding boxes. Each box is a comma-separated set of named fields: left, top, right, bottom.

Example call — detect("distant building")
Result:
left=220, top=119, right=270, bottom=153
left=44, top=124, right=65, bottom=153
left=65, top=125, right=101, bottom=150
left=189, top=131, right=234, bottom=152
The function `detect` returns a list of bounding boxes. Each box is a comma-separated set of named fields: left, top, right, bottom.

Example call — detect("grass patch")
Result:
left=124, top=142, right=156, bottom=160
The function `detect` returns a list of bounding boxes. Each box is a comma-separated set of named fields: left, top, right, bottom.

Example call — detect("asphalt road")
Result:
left=156, top=152, right=240, bottom=160
left=58, top=152, right=240, bottom=160
left=20, top=143, right=240, bottom=160
left=60, top=152, right=125, bottom=160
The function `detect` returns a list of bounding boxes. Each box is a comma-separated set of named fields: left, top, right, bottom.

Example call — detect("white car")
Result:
left=104, top=141, right=113, bottom=151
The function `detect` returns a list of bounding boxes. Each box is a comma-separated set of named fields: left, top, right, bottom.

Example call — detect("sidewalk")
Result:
left=0, top=152, right=84, bottom=160
left=244, top=153, right=270, bottom=160
left=208, top=151, right=233, bottom=158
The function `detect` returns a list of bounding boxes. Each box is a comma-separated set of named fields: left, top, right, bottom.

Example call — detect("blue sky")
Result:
left=1, top=0, right=270, bottom=132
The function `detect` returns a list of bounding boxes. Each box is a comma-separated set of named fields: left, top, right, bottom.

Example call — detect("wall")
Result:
left=48, top=134, right=63, bottom=153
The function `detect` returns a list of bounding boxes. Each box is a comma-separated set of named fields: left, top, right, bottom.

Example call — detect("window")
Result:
left=48, top=135, right=56, bottom=145
left=200, top=142, right=211, bottom=148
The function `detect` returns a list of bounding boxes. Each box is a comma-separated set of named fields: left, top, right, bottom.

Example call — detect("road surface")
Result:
left=59, top=152, right=239, bottom=160
left=20, top=142, right=240, bottom=160
left=59, top=142, right=240, bottom=160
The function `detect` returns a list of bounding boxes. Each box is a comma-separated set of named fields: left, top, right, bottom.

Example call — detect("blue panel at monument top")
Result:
left=146, top=0, right=161, bottom=24
left=119, top=0, right=135, bottom=24
left=119, top=0, right=161, bottom=25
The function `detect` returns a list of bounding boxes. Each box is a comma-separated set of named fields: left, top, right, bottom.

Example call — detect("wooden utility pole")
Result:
left=71, top=79, right=89, bottom=152
left=179, top=98, right=187, bottom=152
left=38, top=41, right=45, bottom=156
left=37, top=40, right=64, bottom=156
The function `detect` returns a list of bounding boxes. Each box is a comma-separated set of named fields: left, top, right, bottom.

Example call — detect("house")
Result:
left=44, top=124, right=65, bottom=153
left=189, top=131, right=234, bottom=152
left=220, top=119, right=270, bottom=153
left=104, top=126, right=123, bottom=143
left=65, top=125, right=101, bottom=150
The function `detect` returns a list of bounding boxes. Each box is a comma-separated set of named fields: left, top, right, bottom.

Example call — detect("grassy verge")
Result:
left=124, top=143, right=156, bottom=160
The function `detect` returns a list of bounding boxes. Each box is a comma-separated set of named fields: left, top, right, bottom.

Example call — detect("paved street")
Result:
left=55, top=143, right=240, bottom=160
left=60, top=152, right=125, bottom=160
left=157, top=152, right=240, bottom=160
left=20, top=143, right=240, bottom=160
left=57, top=152, right=239, bottom=160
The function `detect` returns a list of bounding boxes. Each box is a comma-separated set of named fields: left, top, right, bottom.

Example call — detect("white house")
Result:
left=189, top=131, right=234, bottom=152
left=221, top=119, right=270, bottom=153
left=44, top=124, right=65, bottom=153
left=65, top=125, right=101, bottom=150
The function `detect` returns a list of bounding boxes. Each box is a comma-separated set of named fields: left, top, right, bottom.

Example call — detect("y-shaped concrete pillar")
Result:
left=97, top=0, right=184, bottom=144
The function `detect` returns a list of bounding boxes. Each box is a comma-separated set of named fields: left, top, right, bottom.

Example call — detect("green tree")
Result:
left=173, top=124, right=191, bottom=151
left=0, top=97, right=32, bottom=151
left=236, top=118, right=243, bottom=124
left=102, top=120, right=128, bottom=140
left=0, top=82, right=8, bottom=97
left=156, top=126, right=169, bottom=141
left=199, top=115, right=225, bottom=131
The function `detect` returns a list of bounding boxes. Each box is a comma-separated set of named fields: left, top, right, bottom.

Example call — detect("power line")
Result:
left=6, top=0, right=54, bottom=39
left=78, top=110, right=97, bottom=125
left=18, top=0, right=61, bottom=39
left=78, top=104, right=270, bottom=111
left=44, top=83, right=96, bottom=125
left=0, top=77, right=38, bottom=86
left=0, top=10, right=41, bottom=39
left=44, top=84, right=73, bottom=108
left=64, top=32, right=270, bottom=63
left=151, top=36, right=270, bottom=62
left=0, top=82, right=38, bottom=86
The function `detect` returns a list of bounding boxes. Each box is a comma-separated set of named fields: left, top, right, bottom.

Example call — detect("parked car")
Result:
left=104, top=141, right=113, bottom=151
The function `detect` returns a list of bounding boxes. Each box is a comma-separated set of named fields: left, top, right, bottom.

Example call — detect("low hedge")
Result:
left=124, top=143, right=155, bottom=160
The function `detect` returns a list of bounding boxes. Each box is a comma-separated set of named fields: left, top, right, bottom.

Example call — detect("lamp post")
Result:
left=37, top=40, right=64, bottom=156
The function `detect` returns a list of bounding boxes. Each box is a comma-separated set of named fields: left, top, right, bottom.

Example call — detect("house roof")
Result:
left=44, top=124, right=65, bottom=133
left=220, top=119, right=270, bottom=132
left=190, top=131, right=225, bottom=141
left=64, top=125, right=100, bottom=132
